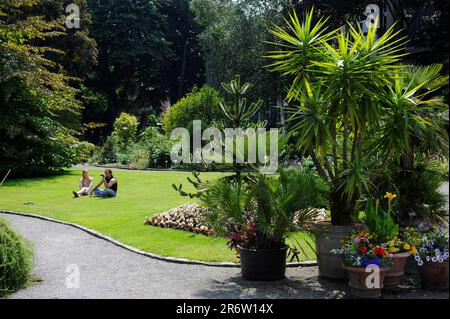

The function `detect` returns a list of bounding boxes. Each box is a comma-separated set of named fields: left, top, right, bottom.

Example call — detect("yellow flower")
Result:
left=410, top=246, right=417, bottom=255
left=384, top=192, right=398, bottom=202
left=403, top=243, right=411, bottom=251
left=389, top=247, right=399, bottom=253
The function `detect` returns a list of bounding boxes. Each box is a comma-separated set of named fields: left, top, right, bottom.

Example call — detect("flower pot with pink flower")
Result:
left=360, top=193, right=416, bottom=290
left=332, top=230, right=392, bottom=299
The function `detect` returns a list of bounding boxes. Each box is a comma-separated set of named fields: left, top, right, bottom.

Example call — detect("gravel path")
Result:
left=2, top=213, right=448, bottom=299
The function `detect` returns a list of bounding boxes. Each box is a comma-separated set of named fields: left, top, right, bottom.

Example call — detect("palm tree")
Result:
left=266, top=9, right=447, bottom=225
left=203, top=166, right=329, bottom=250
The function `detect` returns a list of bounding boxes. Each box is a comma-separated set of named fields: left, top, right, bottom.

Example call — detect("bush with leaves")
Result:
left=0, top=0, right=97, bottom=177
left=113, top=113, right=139, bottom=150
left=162, top=85, right=223, bottom=134
left=372, top=160, right=447, bottom=221
left=98, top=135, right=120, bottom=164
left=129, top=146, right=150, bottom=170
left=0, top=217, right=33, bottom=296
left=138, top=127, right=173, bottom=166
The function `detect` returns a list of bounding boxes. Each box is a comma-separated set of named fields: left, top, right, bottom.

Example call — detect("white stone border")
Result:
left=0, top=210, right=317, bottom=268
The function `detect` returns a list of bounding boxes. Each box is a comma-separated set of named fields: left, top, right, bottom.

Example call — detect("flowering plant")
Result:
left=385, top=237, right=417, bottom=255
left=404, top=220, right=449, bottom=266
left=331, top=230, right=393, bottom=268
left=362, top=192, right=399, bottom=244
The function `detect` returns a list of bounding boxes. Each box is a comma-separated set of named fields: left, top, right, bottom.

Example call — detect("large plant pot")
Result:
left=418, top=261, right=449, bottom=290
left=343, top=265, right=389, bottom=299
left=383, top=252, right=411, bottom=290
left=237, top=246, right=287, bottom=281
left=316, top=222, right=356, bottom=279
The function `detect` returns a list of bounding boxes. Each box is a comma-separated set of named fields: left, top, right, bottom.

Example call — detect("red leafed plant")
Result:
left=225, top=221, right=257, bottom=253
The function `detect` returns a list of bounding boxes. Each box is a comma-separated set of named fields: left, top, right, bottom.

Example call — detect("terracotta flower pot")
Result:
left=383, top=252, right=411, bottom=290
left=418, top=260, right=449, bottom=290
left=342, top=265, right=389, bottom=299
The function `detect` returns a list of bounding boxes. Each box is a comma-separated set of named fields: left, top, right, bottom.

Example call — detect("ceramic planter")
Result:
left=342, top=265, right=389, bottom=299
left=418, top=260, right=449, bottom=290
left=383, top=252, right=411, bottom=290
left=237, top=245, right=288, bottom=281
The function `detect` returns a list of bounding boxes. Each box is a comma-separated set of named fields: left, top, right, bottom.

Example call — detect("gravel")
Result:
left=1, top=213, right=448, bottom=299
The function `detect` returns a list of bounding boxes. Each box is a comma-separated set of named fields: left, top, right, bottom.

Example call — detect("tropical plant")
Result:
left=202, top=166, right=328, bottom=253
left=267, top=8, right=448, bottom=225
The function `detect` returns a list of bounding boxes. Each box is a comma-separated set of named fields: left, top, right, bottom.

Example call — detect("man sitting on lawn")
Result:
left=90, top=169, right=118, bottom=198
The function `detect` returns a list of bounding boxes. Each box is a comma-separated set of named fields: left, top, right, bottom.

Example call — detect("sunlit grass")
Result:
left=0, top=168, right=315, bottom=262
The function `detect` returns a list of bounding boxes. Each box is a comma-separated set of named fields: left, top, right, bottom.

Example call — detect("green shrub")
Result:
left=138, top=127, right=173, bottom=166
left=99, top=135, right=120, bottom=164
left=428, top=159, right=449, bottom=181
left=147, top=113, right=162, bottom=127
left=73, top=141, right=96, bottom=164
left=129, top=147, right=150, bottom=169
left=162, top=85, right=223, bottom=134
left=0, top=217, right=33, bottom=296
left=113, top=113, right=139, bottom=149
left=373, top=160, right=447, bottom=221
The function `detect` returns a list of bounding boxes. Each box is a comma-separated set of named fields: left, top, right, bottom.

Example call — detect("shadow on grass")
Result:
left=1, top=170, right=75, bottom=188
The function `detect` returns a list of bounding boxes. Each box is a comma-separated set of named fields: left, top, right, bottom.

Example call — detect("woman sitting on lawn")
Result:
left=73, top=169, right=94, bottom=198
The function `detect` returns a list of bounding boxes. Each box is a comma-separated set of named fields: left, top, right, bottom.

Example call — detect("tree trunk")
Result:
left=178, top=39, right=189, bottom=99
left=329, top=186, right=356, bottom=226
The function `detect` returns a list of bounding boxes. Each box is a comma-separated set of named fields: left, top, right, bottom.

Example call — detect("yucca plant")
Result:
left=266, top=9, right=448, bottom=225
left=371, top=64, right=448, bottom=171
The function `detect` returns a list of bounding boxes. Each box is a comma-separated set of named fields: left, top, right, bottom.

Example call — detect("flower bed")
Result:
left=144, top=204, right=214, bottom=236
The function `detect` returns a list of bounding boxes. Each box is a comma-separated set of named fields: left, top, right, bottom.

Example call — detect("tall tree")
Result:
left=0, top=0, right=95, bottom=176
left=160, top=0, right=205, bottom=102
left=87, top=0, right=173, bottom=126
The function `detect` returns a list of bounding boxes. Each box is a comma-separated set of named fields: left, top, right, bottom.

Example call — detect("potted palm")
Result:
left=266, top=9, right=447, bottom=279
left=203, top=166, right=328, bottom=281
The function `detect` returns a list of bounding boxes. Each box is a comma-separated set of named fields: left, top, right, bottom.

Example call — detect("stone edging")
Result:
left=0, top=210, right=317, bottom=268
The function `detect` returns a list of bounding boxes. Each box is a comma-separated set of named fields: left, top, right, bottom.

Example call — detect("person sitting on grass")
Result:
left=73, top=169, right=94, bottom=198
left=90, top=169, right=118, bottom=198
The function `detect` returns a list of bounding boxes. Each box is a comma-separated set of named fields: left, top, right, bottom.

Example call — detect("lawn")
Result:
left=0, top=168, right=315, bottom=262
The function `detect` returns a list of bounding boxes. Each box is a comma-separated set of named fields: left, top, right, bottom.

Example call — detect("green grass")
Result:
left=0, top=168, right=315, bottom=262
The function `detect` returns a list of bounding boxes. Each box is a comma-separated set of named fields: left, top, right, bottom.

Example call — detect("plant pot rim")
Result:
left=392, top=251, right=412, bottom=258
left=342, top=264, right=389, bottom=273
left=421, top=260, right=449, bottom=265
left=237, top=245, right=288, bottom=252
